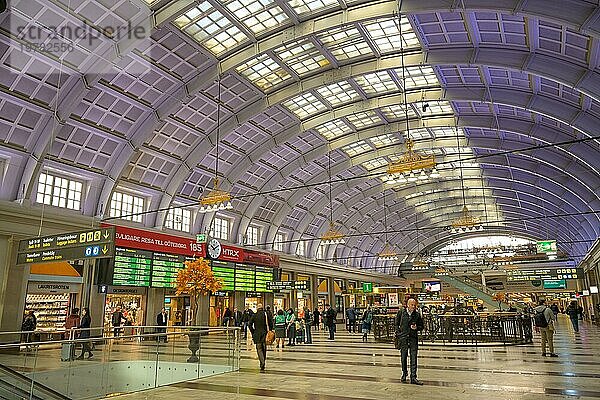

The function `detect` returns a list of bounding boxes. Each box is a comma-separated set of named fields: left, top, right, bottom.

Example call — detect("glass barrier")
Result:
left=0, top=326, right=240, bottom=399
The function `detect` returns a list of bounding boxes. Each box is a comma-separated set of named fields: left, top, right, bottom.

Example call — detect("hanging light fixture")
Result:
left=378, top=189, right=399, bottom=260
left=450, top=120, right=482, bottom=233
left=320, top=150, right=345, bottom=245
left=199, top=76, right=233, bottom=214
left=385, top=12, right=438, bottom=186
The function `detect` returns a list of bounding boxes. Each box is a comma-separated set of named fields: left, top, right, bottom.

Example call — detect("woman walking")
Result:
left=77, top=308, right=93, bottom=359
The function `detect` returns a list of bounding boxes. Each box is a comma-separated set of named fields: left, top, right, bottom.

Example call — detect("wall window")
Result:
left=296, top=240, right=305, bottom=257
left=211, top=216, right=230, bottom=240
left=165, top=207, right=192, bottom=232
left=273, top=232, right=285, bottom=252
left=317, top=244, right=326, bottom=260
left=246, top=225, right=260, bottom=246
left=109, top=191, right=145, bottom=223
left=36, top=172, right=83, bottom=210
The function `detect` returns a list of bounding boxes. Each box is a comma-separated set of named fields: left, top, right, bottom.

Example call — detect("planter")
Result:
left=187, top=331, right=201, bottom=363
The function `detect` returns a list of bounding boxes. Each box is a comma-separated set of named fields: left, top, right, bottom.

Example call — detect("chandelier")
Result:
left=451, top=206, right=484, bottom=233
left=199, top=178, right=233, bottom=213
left=199, top=76, right=233, bottom=214
left=386, top=139, right=440, bottom=184
left=320, top=151, right=345, bottom=246
left=321, top=222, right=346, bottom=245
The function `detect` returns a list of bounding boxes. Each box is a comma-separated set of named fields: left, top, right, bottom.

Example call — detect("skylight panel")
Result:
left=283, top=93, right=327, bottom=119
left=316, top=81, right=360, bottom=106
left=275, top=40, right=330, bottom=76
left=399, top=65, right=440, bottom=89
left=354, top=71, right=399, bottom=95
left=315, top=119, right=353, bottom=140
left=317, top=26, right=373, bottom=61
left=225, top=0, right=289, bottom=34
left=174, top=2, right=249, bottom=56
left=420, top=101, right=453, bottom=116
left=370, top=133, right=399, bottom=148
left=381, top=104, right=418, bottom=120
left=236, top=54, right=292, bottom=90
left=362, top=157, right=387, bottom=170
left=286, top=0, right=338, bottom=15
left=430, top=127, right=460, bottom=138
left=406, top=128, right=432, bottom=140
left=342, top=140, right=372, bottom=157
left=346, top=110, right=382, bottom=129
left=364, top=16, right=420, bottom=54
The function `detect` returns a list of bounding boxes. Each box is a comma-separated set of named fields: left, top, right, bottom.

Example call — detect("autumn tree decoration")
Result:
left=176, top=258, right=223, bottom=325
left=492, top=292, right=506, bottom=311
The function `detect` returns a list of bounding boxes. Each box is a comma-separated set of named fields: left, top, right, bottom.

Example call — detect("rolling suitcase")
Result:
left=61, top=343, right=75, bottom=361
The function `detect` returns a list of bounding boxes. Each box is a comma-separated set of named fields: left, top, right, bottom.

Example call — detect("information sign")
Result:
left=151, top=252, right=189, bottom=288
left=235, top=263, right=255, bottom=292
left=363, top=282, right=373, bottom=293
left=17, top=227, right=115, bottom=264
left=210, top=260, right=235, bottom=291
left=113, top=247, right=152, bottom=286
left=543, top=279, right=567, bottom=289
left=536, top=240, right=557, bottom=254
left=507, top=268, right=582, bottom=282
left=255, top=266, right=274, bottom=292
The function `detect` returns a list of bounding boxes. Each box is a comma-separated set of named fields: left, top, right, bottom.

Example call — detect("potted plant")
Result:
left=176, top=258, right=223, bottom=362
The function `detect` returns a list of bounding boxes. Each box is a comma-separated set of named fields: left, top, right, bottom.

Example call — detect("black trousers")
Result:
left=401, top=337, right=419, bottom=380
left=256, top=341, right=267, bottom=369
left=328, top=323, right=336, bottom=340
left=348, top=319, right=356, bottom=332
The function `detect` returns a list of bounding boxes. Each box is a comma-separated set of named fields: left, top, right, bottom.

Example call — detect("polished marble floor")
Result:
left=116, top=315, right=600, bottom=400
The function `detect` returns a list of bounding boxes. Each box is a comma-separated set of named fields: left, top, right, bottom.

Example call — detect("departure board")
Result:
left=113, top=247, right=152, bottom=286
left=255, top=266, right=273, bottom=292
left=235, top=263, right=255, bottom=292
left=151, top=252, right=187, bottom=288
left=210, top=260, right=235, bottom=291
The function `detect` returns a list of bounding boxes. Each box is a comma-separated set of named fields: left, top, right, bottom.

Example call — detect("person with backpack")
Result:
left=362, top=306, right=373, bottom=343
left=533, top=299, right=558, bottom=357
left=566, top=301, right=580, bottom=333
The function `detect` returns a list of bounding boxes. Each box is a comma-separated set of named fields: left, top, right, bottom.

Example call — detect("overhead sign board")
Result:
left=266, top=281, right=307, bottom=291
left=363, top=282, right=373, bottom=293
left=536, top=240, right=557, bottom=254
left=543, top=279, right=567, bottom=289
left=17, top=227, right=115, bottom=265
left=507, top=268, right=582, bottom=282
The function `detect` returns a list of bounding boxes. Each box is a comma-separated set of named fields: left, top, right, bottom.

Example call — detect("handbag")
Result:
left=265, top=312, right=275, bottom=345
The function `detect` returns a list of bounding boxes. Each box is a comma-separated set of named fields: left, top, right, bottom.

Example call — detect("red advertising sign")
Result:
left=102, top=224, right=278, bottom=267
left=103, top=224, right=205, bottom=258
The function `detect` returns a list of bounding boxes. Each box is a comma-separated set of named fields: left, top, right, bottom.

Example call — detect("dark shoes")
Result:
left=88, top=352, right=93, bottom=358
left=401, top=375, right=407, bottom=383
left=549, top=353, right=558, bottom=357
left=411, top=379, right=423, bottom=386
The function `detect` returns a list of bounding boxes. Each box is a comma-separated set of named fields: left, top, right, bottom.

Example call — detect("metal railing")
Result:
left=373, top=313, right=533, bottom=346
left=0, top=326, right=241, bottom=399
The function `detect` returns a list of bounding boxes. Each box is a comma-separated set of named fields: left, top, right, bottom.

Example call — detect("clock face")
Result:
left=208, top=239, right=222, bottom=259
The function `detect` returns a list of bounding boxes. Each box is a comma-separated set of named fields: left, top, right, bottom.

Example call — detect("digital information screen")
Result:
left=210, top=260, right=235, bottom=291
left=151, top=252, right=189, bottom=288
left=235, top=263, right=255, bottom=292
left=255, top=266, right=274, bottom=292
left=507, top=268, right=582, bottom=282
left=113, top=247, right=152, bottom=286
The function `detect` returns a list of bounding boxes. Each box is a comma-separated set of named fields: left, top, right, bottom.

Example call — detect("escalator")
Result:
left=0, top=364, right=70, bottom=400
left=438, top=275, right=514, bottom=311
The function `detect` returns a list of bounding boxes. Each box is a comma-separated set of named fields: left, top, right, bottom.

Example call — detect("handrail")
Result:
left=2, top=325, right=241, bottom=335
left=0, top=364, right=70, bottom=400
left=0, top=327, right=241, bottom=348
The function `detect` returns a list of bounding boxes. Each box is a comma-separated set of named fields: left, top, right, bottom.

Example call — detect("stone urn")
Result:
left=187, top=331, right=201, bottom=363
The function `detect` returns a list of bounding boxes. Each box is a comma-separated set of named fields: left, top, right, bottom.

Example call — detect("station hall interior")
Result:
left=0, top=0, right=599, bottom=399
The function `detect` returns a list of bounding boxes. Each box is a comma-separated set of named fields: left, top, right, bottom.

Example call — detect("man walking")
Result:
left=156, top=308, right=168, bottom=343
left=396, top=298, right=424, bottom=385
left=346, top=306, right=356, bottom=333
left=112, top=306, right=124, bottom=337
left=566, top=301, right=580, bottom=333
left=325, top=304, right=337, bottom=340
left=534, top=299, right=558, bottom=357
left=249, top=303, right=270, bottom=372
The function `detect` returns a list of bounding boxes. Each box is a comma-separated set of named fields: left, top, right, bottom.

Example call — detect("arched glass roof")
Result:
left=0, top=0, right=598, bottom=273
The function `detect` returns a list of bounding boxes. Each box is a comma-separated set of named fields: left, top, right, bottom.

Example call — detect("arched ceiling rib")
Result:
left=2, top=0, right=600, bottom=273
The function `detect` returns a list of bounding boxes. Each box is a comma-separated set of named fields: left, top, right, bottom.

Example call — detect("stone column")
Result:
left=146, top=287, right=166, bottom=330
left=0, top=235, right=28, bottom=341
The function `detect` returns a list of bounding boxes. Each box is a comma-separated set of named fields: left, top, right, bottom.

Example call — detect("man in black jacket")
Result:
left=156, top=308, right=168, bottom=343
left=249, top=303, right=271, bottom=372
left=395, top=298, right=424, bottom=385
left=325, top=304, right=337, bottom=340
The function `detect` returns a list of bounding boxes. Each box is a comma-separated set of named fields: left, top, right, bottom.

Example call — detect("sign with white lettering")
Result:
left=27, top=281, right=81, bottom=294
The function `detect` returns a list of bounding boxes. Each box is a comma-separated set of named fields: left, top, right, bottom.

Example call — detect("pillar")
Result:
left=0, top=235, right=28, bottom=340
left=311, top=274, right=318, bottom=311
left=289, top=271, right=298, bottom=310
left=87, top=285, right=105, bottom=336
left=146, top=287, right=165, bottom=329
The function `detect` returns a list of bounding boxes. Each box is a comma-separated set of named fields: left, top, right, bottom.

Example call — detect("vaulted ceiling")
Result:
left=1, top=0, right=599, bottom=272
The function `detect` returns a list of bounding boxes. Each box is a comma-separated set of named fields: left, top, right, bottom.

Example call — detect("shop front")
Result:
left=101, top=285, right=146, bottom=333
left=25, top=261, right=83, bottom=334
